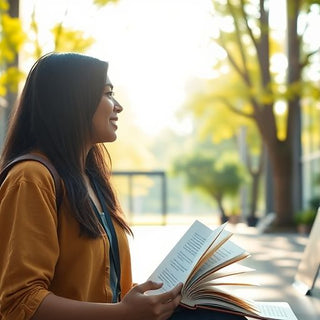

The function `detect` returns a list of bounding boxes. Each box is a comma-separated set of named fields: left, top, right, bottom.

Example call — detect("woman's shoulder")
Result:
left=4, top=158, right=57, bottom=192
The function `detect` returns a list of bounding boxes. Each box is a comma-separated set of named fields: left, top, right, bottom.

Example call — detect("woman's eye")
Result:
left=105, top=91, right=114, bottom=98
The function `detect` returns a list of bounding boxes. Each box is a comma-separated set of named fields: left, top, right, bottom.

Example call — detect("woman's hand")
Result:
left=120, top=280, right=183, bottom=320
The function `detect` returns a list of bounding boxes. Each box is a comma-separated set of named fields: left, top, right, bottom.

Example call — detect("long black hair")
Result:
left=0, top=52, right=131, bottom=238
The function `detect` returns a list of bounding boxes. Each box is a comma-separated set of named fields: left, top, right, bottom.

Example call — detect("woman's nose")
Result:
left=114, top=100, right=123, bottom=112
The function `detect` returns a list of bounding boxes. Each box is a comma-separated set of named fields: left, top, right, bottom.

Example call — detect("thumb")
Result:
left=135, top=280, right=163, bottom=293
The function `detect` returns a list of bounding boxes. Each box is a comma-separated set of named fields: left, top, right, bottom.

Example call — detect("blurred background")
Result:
left=1, top=0, right=320, bottom=232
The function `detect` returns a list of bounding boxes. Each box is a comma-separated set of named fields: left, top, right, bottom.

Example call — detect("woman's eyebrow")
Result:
left=105, top=83, right=113, bottom=90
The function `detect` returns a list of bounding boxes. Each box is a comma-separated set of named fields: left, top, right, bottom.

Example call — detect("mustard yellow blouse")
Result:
left=0, top=160, right=133, bottom=320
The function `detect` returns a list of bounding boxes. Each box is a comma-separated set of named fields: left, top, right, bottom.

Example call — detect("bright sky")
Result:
left=21, top=0, right=216, bottom=136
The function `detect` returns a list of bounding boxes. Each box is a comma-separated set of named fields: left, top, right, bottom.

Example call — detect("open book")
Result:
left=147, top=220, right=298, bottom=320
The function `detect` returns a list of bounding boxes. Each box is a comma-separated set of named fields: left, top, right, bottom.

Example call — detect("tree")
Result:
left=192, top=0, right=320, bottom=226
left=172, top=151, right=245, bottom=223
left=188, top=72, right=265, bottom=225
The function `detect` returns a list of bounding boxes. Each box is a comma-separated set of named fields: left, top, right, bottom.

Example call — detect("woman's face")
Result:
left=91, top=79, right=123, bottom=144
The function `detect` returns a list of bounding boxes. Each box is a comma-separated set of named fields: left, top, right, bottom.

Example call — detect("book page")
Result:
left=185, top=240, right=249, bottom=291
left=187, top=273, right=256, bottom=296
left=190, top=229, right=233, bottom=276
left=251, top=302, right=298, bottom=320
left=180, top=300, right=298, bottom=320
left=202, top=263, right=255, bottom=281
left=181, top=285, right=257, bottom=314
left=147, top=221, right=228, bottom=294
left=186, top=263, right=255, bottom=294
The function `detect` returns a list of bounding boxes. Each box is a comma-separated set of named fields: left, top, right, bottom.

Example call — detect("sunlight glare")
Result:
left=20, top=0, right=216, bottom=136
left=274, top=100, right=287, bottom=115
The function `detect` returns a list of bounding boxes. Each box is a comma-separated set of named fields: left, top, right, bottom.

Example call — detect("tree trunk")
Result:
left=247, top=142, right=265, bottom=220
left=249, top=172, right=259, bottom=217
left=255, top=107, right=295, bottom=227
left=254, top=0, right=301, bottom=227
left=264, top=0, right=302, bottom=227
left=247, top=171, right=260, bottom=226
left=268, top=141, right=294, bottom=226
left=286, top=0, right=302, bottom=216
left=214, top=195, right=228, bottom=224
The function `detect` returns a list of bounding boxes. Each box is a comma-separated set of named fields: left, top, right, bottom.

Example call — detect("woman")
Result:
left=0, top=52, right=246, bottom=320
left=0, top=52, right=181, bottom=320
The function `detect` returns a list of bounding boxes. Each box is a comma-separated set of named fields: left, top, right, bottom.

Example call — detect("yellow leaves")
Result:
left=0, top=3, right=26, bottom=94
left=0, top=14, right=26, bottom=63
left=0, top=0, right=8, bottom=12
left=286, top=81, right=303, bottom=100
left=0, top=66, right=24, bottom=94
left=249, top=86, right=274, bottom=105
left=304, top=82, right=320, bottom=100
left=93, top=0, right=119, bottom=7
left=0, top=76, right=5, bottom=96
left=52, top=25, right=95, bottom=53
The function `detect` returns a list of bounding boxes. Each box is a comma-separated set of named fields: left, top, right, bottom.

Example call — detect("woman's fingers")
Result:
left=121, top=281, right=183, bottom=320
left=158, top=283, right=183, bottom=304
left=135, top=280, right=164, bottom=293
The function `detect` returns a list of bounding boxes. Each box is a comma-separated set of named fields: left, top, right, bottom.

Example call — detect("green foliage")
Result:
left=294, top=209, right=317, bottom=225
left=172, top=151, right=245, bottom=202
left=189, top=75, right=260, bottom=146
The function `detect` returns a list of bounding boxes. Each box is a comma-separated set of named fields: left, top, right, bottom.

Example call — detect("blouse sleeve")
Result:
left=0, top=162, right=59, bottom=320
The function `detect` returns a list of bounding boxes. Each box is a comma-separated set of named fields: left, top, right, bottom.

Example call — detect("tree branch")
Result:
left=227, top=0, right=251, bottom=86
left=239, top=0, right=259, bottom=52
left=300, top=48, right=320, bottom=69
left=219, top=97, right=255, bottom=119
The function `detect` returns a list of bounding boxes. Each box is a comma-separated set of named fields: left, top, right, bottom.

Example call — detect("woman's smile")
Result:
left=110, top=117, right=118, bottom=129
